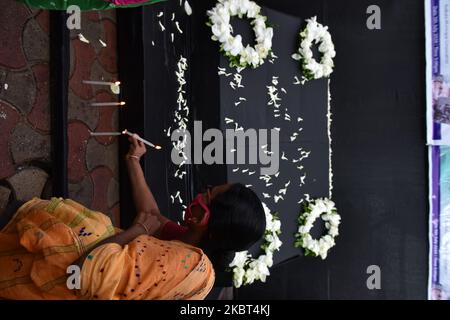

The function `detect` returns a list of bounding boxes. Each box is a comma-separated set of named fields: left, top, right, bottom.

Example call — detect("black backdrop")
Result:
left=236, top=0, right=428, bottom=300
left=117, top=0, right=428, bottom=299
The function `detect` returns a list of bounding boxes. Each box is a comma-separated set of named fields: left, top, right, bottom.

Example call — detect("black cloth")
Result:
left=236, top=0, right=428, bottom=300
left=117, top=0, right=428, bottom=299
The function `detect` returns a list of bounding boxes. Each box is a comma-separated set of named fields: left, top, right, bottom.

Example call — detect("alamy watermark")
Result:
left=171, top=121, right=280, bottom=176
left=366, top=5, right=381, bottom=30
left=66, top=5, right=81, bottom=30
left=366, top=265, right=381, bottom=290
left=66, top=265, right=81, bottom=290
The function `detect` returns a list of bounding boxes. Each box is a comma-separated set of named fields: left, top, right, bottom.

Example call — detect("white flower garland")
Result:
left=292, top=16, right=336, bottom=83
left=166, top=55, right=190, bottom=218
left=207, top=0, right=274, bottom=69
left=229, top=202, right=282, bottom=288
left=295, top=198, right=341, bottom=259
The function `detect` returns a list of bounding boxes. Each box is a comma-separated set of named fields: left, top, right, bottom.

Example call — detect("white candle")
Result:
left=90, top=131, right=122, bottom=136
left=122, top=130, right=162, bottom=150
left=89, top=101, right=126, bottom=107
left=83, top=80, right=121, bottom=86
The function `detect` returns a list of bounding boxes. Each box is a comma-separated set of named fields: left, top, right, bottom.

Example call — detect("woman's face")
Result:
left=187, top=184, right=232, bottom=225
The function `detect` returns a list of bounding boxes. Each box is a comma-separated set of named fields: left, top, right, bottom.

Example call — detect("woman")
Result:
left=0, top=135, right=265, bottom=300
left=127, top=135, right=266, bottom=273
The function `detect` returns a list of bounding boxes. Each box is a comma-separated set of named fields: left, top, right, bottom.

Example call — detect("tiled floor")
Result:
left=0, top=1, right=51, bottom=214
left=0, top=1, right=120, bottom=226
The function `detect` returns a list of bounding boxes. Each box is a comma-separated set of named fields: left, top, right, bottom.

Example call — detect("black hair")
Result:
left=200, top=183, right=266, bottom=272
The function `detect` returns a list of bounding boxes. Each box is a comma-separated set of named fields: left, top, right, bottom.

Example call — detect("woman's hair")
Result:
left=200, top=183, right=266, bottom=272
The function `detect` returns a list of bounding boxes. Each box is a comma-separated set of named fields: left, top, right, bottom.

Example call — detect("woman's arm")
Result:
left=126, top=157, right=163, bottom=217
left=73, top=225, right=144, bottom=269
left=126, top=135, right=170, bottom=231
left=73, top=212, right=160, bottom=269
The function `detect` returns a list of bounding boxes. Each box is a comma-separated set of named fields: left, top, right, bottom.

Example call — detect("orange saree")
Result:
left=0, top=198, right=215, bottom=300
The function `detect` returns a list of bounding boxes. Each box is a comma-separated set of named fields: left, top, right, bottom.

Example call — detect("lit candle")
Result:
left=89, top=101, right=126, bottom=107
left=122, top=130, right=162, bottom=150
left=83, top=80, right=121, bottom=86
left=83, top=80, right=121, bottom=95
left=90, top=131, right=122, bottom=136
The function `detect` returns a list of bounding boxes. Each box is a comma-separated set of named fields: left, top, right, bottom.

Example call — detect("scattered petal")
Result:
left=300, top=175, right=306, bottom=185
left=175, top=21, right=183, bottom=34
left=159, top=21, right=166, bottom=31
left=78, top=33, right=90, bottom=43
left=184, top=0, right=193, bottom=16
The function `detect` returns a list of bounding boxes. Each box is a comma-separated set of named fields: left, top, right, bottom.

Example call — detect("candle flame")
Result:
left=155, top=145, right=162, bottom=150
left=114, top=81, right=121, bottom=86
left=120, top=102, right=126, bottom=106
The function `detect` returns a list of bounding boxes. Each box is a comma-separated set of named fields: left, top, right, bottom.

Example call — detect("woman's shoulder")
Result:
left=133, top=234, right=205, bottom=256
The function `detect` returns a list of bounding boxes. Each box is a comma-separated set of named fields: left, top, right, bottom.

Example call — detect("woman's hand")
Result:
left=127, top=134, right=146, bottom=160
left=133, top=210, right=161, bottom=235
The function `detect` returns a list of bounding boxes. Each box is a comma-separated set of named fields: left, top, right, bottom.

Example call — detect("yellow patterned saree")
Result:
left=0, top=198, right=215, bottom=300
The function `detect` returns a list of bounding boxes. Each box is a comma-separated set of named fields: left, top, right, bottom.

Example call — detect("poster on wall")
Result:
left=426, top=0, right=450, bottom=145
left=426, top=0, right=450, bottom=300
left=429, top=146, right=450, bottom=300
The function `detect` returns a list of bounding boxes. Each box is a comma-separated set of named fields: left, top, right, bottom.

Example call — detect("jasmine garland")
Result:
left=295, top=198, right=341, bottom=259
left=207, top=0, right=274, bottom=69
left=292, top=16, right=336, bottom=83
left=229, top=202, right=282, bottom=288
